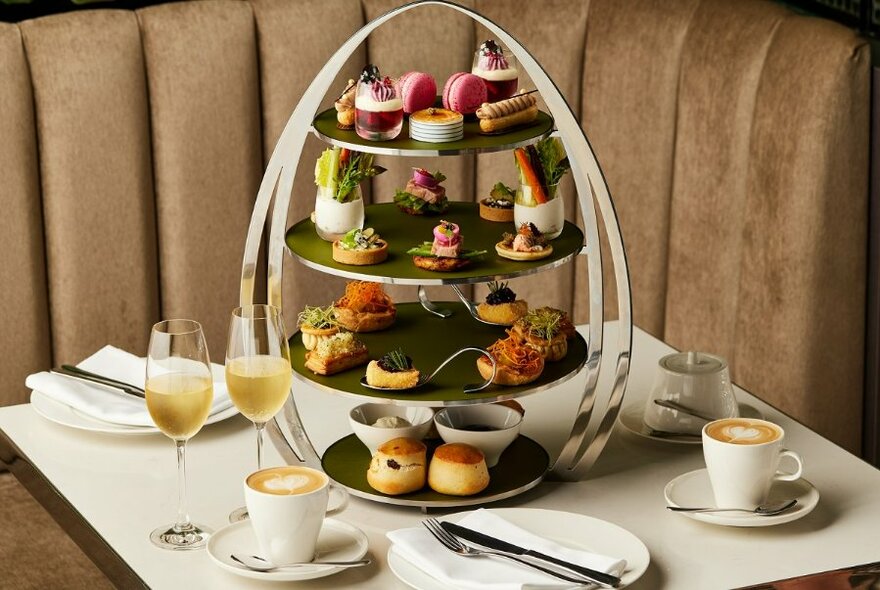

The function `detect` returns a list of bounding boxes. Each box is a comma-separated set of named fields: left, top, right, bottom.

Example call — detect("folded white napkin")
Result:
left=26, top=345, right=234, bottom=427
left=388, top=509, right=626, bottom=590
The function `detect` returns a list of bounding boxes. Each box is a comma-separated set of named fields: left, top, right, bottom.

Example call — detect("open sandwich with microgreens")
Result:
left=297, top=304, right=341, bottom=351
left=511, top=306, right=575, bottom=362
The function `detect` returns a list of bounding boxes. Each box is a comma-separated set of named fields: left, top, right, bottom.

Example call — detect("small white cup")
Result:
left=702, top=418, right=804, bottom=509
left=244, top=466, right=330, bottom=565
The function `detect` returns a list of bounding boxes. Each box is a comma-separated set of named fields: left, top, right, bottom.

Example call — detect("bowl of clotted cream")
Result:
left=349, top=403, right=435, bottom=455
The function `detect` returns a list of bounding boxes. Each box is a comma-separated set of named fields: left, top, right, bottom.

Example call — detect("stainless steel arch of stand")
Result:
left=238, top=0, right=633, bottom=483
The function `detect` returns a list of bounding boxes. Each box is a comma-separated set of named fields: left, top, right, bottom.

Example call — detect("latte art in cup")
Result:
left=247, top=466, right=327, bottom=496
left=705, top=418, right=781, bottom=445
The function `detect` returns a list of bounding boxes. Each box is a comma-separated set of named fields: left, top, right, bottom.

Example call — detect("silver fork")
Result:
left=422, top=518, right=596, bottom=586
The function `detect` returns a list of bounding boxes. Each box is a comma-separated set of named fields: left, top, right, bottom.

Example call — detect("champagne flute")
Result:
left=145, top=319, right=214, bottom=550
left=226, top=304, right=292, bottom=522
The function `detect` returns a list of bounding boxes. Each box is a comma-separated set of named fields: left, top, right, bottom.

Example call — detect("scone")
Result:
left=365, top=350, right=420, bottom=389
left=428, top=443, right=490, bottom=496
left=367, top=437, right=427, bottom=495
left=476, top=281, right=528, bottom=326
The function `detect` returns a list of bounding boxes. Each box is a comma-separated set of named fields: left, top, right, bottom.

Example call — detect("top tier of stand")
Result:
left=311, top=107, right=554, bottom=157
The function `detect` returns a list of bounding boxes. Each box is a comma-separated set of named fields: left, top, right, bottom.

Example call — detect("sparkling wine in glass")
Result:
left=146, top=319, right=213, bottom=550
left=226, top=304, right=292, bottom=522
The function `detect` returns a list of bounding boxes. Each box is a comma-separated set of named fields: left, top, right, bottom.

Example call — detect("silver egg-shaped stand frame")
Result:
left=240, top=0, right=632, bottom=483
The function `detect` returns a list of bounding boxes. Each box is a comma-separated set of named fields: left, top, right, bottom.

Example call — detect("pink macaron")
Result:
left=398, top=71, right=437, bottom=114
left=442, top=72, right=487, bottom=115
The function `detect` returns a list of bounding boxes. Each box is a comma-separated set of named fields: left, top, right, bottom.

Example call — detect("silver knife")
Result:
left=50, top=369, right=146, bottom=399
left=441, top=522, right=621, bottom=588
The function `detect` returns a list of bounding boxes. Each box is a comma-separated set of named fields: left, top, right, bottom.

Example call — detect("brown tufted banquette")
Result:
left=0, top=0, right=869, bottom=459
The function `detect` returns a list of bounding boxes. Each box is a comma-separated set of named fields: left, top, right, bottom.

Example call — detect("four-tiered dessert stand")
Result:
left=239, top=0, right=632, bottom=508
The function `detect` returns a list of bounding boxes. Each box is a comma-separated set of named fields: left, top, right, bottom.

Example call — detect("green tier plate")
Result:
left=322, top=434, right=549, bottom=507
left=290, top=302, right=588, bottom=406
left=312, top=107, right=554, bottom=157
left=286, top=202, right=584, bottom=286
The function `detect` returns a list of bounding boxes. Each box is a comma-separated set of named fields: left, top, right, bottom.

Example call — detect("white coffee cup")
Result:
left=244, top=466, right=330, bottom=564
left=702, top=418, right=804, bottom=509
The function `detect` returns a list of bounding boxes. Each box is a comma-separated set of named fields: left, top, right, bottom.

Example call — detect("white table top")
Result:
left=2, top=324, right=879, bottom=589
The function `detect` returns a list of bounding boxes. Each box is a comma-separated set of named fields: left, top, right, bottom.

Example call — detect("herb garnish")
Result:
left=297, top=305, right=338, bottom=330
left=521, top=307, right=563, bottom=340
left=379, top=349, right=413, bottom=372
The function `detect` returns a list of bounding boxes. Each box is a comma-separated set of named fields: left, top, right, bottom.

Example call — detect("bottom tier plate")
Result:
left=322, top=434, right=549, bottom=508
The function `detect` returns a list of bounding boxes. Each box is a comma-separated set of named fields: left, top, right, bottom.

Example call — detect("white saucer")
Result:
left=617, top=401, right=763, bottom=445
left=664, top=468, right=819, bottom=527
left=31, top=390, right=239, bottom=436
left=387, top=507, right=649, bottom=589
left=206, top=518, right=368, bottom=581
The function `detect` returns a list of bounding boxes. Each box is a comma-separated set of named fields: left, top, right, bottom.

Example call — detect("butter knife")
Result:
left=441, top=522, right=621, bottom=588
left=51, top=368, right=146, bottom=399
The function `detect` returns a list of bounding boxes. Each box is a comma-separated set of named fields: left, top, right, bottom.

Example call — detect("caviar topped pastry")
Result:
left=366, top=349, right=420, bottom=389
left=297, top=305, right=340, bottom=351
left=332, top=227, right=388, bottom=265
left=394, top=168, right=449, bottom=215
left=407, top=220, right=486, bottom=272
left=479, top=182, right=515, bottom=222
left=496, top=222, right=554, bottom=261
left=334, top=281, right=396, bottom=332
left=476, top=281, right=528, bottom=325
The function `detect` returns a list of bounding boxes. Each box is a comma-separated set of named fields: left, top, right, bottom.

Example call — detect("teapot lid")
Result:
left=659, top=351, right=727, bottom=375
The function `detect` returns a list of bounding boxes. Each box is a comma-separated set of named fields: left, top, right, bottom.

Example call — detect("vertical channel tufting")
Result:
left=663, top=0, right=787, bottom=363
left=20, top=11, right=160, bottom=365
left=251, top=0, right=366, bottom=315
left=362, top=0, right=476, bottom=303
left=0, top=24, right=50, bottom=405
left=577, top=0, right=701, bottom=330
left=472, top=0, right=588, bottom=312
left=734, top=17, right=869, bottom=453
left=139, top=1, right=263, bottom=358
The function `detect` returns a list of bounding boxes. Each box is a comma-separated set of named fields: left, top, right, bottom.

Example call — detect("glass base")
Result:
left=228, top=506, right=249, bottom=523
left=150, top=522, right=211, bottom=551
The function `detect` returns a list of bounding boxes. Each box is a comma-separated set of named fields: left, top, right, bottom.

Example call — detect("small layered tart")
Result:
left=334, top=281, right=396, bottom=333
left=477, top=333, right=544, bottom=386
left=304, top=332, right=369, bottom=376
left=332, top=227, right=388, bottom=265
left=394, top=168, right=449, bottom=215
left=496, top=222, right=554, bottom=261
left=365, top=349, right=420, bottom=389
left=476, top=281, right=528, bottom=326
left=479, top=182, right=515, bottom=222
left=511, top=307, right=571, bottom=362
left=296, top=305, right=340, bottom=351
left=407, top=220, right=486, bottom=272
left=409, top=107, right=464, bottom=143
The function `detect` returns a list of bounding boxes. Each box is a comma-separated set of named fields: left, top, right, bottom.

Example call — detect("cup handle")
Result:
left=774, top=448, right=804, bottom=482
left=326, top=483, right=349, bottom=516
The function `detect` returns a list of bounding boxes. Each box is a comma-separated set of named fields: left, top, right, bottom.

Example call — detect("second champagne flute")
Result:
left=226, top=304, right=292, bottom=522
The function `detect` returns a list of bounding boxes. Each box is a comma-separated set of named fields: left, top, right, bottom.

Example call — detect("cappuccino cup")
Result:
left=702, top=418, right=803, bottom=509
left=244, top=466, right=329, bottom=564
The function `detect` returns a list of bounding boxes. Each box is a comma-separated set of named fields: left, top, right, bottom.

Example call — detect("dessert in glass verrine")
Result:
left=355, top=64, right=403, bottom=141
left=472, top=39, right=519, bottom=103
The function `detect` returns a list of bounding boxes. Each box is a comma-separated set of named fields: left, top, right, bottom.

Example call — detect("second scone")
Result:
left=428, top=442, right=490, bottom=496
left=367, top=437, right=427, bottom=495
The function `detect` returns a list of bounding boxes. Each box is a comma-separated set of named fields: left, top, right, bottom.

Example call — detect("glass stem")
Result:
left=255, top=421, right=266, bottom=471
left=174, top=439, right=191, bottom=533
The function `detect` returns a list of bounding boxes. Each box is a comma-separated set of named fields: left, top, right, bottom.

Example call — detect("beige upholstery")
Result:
left=0, top=1, right=870, bottom=584
left=0, top=0, right=870, bottom=451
